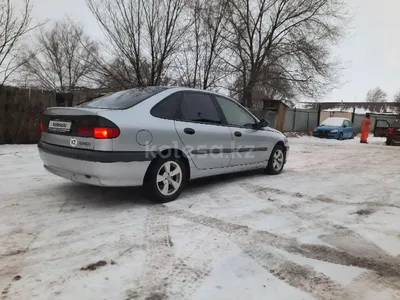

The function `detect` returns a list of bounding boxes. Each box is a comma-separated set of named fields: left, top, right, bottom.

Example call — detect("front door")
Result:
left=374, top=119, right=390, bottom=137
left=343, top=120, right=354, bottom=138
left=214, top=95, right=271, bottom=166
left=174, top=92, right=232, bottom=170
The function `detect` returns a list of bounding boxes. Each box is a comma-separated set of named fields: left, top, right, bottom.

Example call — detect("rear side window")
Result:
left=79, top=87, right=168, bottom=109
left=180, top=92, right=221, bottom=124
left=151, top=92, right=182, bottom=119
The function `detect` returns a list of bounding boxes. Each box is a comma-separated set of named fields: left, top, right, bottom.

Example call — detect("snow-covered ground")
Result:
left=1, top=136, right=400, bottom=300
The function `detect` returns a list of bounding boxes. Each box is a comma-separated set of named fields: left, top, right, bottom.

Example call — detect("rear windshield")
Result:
left=78, top=87, right=168, bottom=109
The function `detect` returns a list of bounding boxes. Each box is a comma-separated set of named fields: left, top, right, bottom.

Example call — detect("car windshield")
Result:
left=78, top=87, right=168, bottom=109
left=320, top=118, right=344, bottom=126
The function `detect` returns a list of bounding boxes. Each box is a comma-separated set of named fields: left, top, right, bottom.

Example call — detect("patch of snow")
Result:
left=1, top=136, right=400, bottom=299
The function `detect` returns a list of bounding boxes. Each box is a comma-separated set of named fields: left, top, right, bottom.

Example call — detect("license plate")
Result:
left=48, top=120, right=72, bottom=132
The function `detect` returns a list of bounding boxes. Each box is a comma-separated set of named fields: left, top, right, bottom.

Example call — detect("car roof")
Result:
left=162, top=86, right=231, bottom=97
left=111, top=86, right=233, bottom=99
left=324, top=117, right=350, bottom=121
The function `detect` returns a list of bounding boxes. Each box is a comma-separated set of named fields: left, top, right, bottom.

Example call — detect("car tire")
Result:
left=265, top=144, right=286, bottom=175
left=338, top=133, right=343, bottom=140
left=351, top=133, right=355, bottom=139
left=144, top=156, right=187, bottom=203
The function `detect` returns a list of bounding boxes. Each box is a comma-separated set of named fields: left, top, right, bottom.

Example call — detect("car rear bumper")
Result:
left=38, top=142, right=151, bottom=187
left=387, top=136, right=400, bottom=145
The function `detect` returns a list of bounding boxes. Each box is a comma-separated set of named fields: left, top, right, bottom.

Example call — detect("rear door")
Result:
left=174, top=92, right=232, bottom=170
left=214, top=95, right=271, bottom=166
left=374, top=119, right=390, bottom=137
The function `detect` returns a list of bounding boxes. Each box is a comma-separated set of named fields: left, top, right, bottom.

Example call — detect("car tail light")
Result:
left=388, top=128, right=394, bottom=135
left=40, top=121, right=46, bottom=132
left=77, top=127, right=94, bottom=137
left=77, top=126, right=120, bottom=139
left=93, top=127, right=120, bottom=139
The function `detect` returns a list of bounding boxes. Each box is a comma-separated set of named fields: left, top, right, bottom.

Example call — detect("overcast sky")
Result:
left=30, top=0, right=400, bottom=102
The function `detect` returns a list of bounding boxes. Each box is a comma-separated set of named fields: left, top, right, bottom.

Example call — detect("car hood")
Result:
left=316, top=126, right=341, bottom=131
left=266, top=127, right=282, bottom=134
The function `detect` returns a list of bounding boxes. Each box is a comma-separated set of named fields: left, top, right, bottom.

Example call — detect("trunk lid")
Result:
left=40, top=107, right=114, bottom=151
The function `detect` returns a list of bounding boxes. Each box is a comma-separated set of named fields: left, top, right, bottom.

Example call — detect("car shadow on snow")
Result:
left=52, top=183, right=152, bottom=209
left=50, top=169, right=265, bottom=208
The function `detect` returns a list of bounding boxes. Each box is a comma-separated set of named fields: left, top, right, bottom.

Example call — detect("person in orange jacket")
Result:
left=360, top=113, right=372, bottom=143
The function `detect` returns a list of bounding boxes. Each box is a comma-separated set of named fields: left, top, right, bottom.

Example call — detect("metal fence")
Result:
left=353, top=113, right=398, bottom=132
left=283, top=108, right=319, bottom=132
left=249, top=107, right=398, bottom=133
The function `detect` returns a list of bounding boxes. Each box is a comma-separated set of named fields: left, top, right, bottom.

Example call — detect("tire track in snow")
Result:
left=241, top=182, right=400, bottom=292
left=126, top=205, right=173, bottom=300
left=165, top=207, right=400, bottom=295
left=166, top=208, right=354, bottom=300
left=241, top=246, right=356, bottom=300
left=165, top=222, right=229, bottom=299
left=240, top=182, right=390, bottom=258
left=167, top=254, right=213, bottom=299
left=348, top=271, right=400, bottom=299
left=241, top=182, right=400, bottom=210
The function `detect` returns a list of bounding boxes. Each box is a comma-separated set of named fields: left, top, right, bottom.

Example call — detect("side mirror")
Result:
left=343, top=124, right=347, bottom=128
left=257, top=119, right=269, bottom=129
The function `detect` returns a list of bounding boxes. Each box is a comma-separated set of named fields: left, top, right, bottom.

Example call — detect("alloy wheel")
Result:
left=272, top=149, right=284, bottom=171
left=156, top=161, right=183, bottom=196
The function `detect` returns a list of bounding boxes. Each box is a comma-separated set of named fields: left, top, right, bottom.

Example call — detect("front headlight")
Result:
left=330, top=129, right=338, bottom=133
left=313, top=129, right=318, bottom=132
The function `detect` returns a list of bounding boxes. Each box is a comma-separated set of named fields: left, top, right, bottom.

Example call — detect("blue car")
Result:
left=312, top=117, right=355, bottom=140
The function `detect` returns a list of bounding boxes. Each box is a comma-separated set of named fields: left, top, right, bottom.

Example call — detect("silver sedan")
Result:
left=38, top=87, right=289, bottom=202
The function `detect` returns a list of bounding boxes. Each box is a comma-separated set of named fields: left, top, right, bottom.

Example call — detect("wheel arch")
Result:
left=275, top=141, right=286, bottom=153
left=143, top=148, right=191, bottom=184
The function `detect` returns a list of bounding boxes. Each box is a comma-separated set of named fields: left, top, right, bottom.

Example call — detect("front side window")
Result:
left=376, top=120, right=390, bottom=128
left=180, top=92, right=221, bottom=124
left=215, top=96, right=256, bottom=128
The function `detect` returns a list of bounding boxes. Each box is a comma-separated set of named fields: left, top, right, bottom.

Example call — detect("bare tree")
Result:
left=393, top=90, right=400, bottom=103
left=223, top=0, right=348, bottom=107
left=173, top=0, right=230, bottom=90
left=366, top=87, right=387, bottom=103
left=86, top=0, right=188, bottom=88
left=0, top=0, right=36, bottom=86
left=94, top=57, right=171, bottom=90
left=20, top=18, right=98, bottom=92
left=230, top=58, right=295, bottom=106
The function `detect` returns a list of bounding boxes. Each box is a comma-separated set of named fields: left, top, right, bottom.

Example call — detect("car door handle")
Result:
left=184, top=128, right=195, bottom=135
left=234, top=131, right=242, bottom=137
